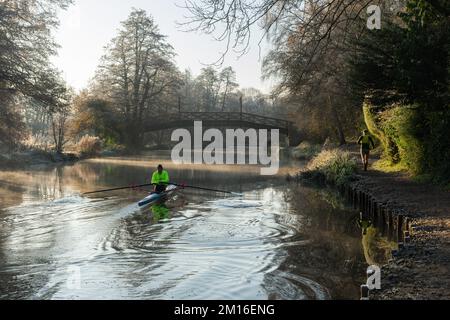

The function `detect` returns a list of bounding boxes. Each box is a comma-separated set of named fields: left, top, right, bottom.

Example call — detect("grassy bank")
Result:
left=295, top=149, right=358, bottom=186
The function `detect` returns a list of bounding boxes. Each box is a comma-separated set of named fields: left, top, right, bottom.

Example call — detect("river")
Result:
left=0, top=155, right=367, bottom=300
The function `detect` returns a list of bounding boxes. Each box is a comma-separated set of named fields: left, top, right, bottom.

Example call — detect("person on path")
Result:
left=357, top=130, right=375, bottom=171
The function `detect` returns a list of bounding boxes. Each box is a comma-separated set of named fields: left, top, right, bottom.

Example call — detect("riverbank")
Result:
left=356, top=169, right=450, bottom=300
left=0, top=148, right=129, bottom=170
left=0, top=150, right=80, bottom=169
left=292, top=144, right=450, bottom=299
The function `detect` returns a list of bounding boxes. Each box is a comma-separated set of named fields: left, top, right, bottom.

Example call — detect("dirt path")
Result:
left=343, top=144, right=450, bottom=299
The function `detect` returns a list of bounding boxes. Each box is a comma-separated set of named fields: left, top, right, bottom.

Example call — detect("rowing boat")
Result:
left=138, top=184, right=180, bottom=208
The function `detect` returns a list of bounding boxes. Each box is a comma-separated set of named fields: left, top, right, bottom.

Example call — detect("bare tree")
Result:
left=51, top=109, right=69, bottom=154
left=220, top=67, right=239, bottom=111
left=0, top=0, right=72, bottom=106
left=0, top=0, right=72, bottom=150
left=196, top=67, right=222, bottom=111
left=180, top=0, right=380, bottom=66
left=92, top=9, right=182, bottom=149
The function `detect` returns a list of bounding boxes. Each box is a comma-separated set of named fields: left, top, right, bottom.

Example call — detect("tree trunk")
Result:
left=328, top=95, right=346, bottom=145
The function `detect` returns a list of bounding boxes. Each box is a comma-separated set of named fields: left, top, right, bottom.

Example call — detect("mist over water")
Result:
left=0, top=155, right=366, bottom=300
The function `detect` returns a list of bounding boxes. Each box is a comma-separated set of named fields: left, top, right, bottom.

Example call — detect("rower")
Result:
left=151, top=164, right=170, bottom=194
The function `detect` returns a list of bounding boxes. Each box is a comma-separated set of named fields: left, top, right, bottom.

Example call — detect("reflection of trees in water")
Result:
left=26, top=166, right=65, bottom=200
left=65, top=163, right=100, bottom=184
left=101, top=203, right=191, bottom=295
left=267, top=185, right=367, bottom=300
left=362, top=227, right=396, bottom=266
left=0, top=181, right=24, bottom=209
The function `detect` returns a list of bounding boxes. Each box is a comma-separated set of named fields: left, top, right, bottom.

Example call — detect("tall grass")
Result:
left=306, top=149, right=358, bottom=186
left=76, top=135, right=102, bottom=158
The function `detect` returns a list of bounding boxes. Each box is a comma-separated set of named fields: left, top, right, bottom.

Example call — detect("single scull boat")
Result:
left=138, top=184, right=181, bottom=208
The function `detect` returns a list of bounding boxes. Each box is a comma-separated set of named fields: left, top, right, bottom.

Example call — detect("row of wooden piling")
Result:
left=337, top=184, right=413, bottom=300
left=339, top=183, right=412, bottom=243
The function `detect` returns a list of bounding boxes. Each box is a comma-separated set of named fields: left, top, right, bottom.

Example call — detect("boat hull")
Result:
left=138, top=185, right=179, bottom=208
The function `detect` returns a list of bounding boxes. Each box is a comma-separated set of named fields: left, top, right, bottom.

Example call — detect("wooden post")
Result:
left=373, top=202, right=378, bottom=227
left=359, top=191, right=363, bottom=211
left=365, top=194, right=369, bottom=216
left=404, top=231, right=411, bottom=243
left=404, top=217, right=410, bottom=232
left=380, top=207, right=387, bottom=236
left=352, top=189, right=357, bottom=209
left=369, top=197, right=374, bottom=221
left=178, top=96, right=181, bottom=113
left=397, top=214, right=404, bottom=243
left=360, top=285, right=370, bottom=300
left=387, top=210, right=393, bottom=241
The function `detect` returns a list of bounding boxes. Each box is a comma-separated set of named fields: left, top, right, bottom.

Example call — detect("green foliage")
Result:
left=350, top=0, right=450, bottom=184
left=365, top=103, right=450, bottom=183
left=363, top=104, right=399, bottom=163
left=349, top=0, right=449, bottom=107
left=372, top=158, right=408, bottom=173
left=307, top=149, right=358, bottom=186
left=379, top=106, right=424, bottom=174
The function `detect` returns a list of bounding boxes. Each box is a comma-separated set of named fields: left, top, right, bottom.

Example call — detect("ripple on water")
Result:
left=1, top=185, right=354, bottom=300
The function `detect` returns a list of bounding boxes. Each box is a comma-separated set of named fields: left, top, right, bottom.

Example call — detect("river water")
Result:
left=0, top=156, right=367, bottom=300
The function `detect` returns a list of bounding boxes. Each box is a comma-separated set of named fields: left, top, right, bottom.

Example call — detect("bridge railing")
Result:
left=142, top=111, right=293, bottom=135
left=164, top=112, right=290, bottom=130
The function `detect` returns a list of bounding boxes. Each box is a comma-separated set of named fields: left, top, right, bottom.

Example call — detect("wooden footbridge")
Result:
left=142, top=112, right=293, bottom=136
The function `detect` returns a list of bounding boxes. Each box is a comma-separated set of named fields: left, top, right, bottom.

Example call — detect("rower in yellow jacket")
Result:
left=151, top=164, right=170, bottom=194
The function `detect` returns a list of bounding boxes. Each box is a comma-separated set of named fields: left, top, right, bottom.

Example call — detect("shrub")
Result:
left=365, top=102, right=450, bottom=184
left=76, top=135, right=102, bottom=157
left=380, top=105, right=425, bottom=175
left=363, top=103, right=399, bottom=163
left=307, top=149, right=358, bottom=186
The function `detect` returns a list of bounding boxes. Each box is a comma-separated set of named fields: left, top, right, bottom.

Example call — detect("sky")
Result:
left=52, top=0, right=276, bottom=94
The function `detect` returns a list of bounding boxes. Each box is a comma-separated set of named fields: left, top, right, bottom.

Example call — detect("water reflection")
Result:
left=0, top=156, right=367, bottom=299
left=362, top=227, right=397, bottom=266
left=151, top=204, right=171, bottom=223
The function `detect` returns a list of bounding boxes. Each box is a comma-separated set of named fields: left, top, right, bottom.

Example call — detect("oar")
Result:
left=83, top=182, right=241, bottom=196
left=83, top=183, right=155, bottom=195
left=170, top=183, right=242, bottom=195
